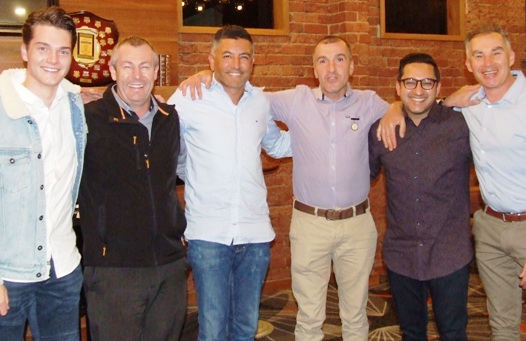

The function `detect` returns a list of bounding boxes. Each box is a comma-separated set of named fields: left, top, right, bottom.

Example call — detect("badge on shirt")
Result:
left=351, top=118, right=359, bottom=131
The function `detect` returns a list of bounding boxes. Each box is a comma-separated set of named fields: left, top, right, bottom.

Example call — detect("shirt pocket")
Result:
left=0, top=148, right=32, bottom=194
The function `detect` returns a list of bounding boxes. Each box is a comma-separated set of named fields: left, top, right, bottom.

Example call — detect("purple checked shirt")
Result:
left=369, top=103, right=473, bottom=280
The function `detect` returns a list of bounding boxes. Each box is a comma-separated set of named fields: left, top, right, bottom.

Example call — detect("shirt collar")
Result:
left=11, top=69, right=65, bottom=110
left=403, top=102, right=443, bottom=126
left=111, top=84, right=158, bottom=118
left=472, top=69, right=525, bottom=105
left=210, top=73, right=254, bottom=94
left=314, top=83, right=352, bottom=102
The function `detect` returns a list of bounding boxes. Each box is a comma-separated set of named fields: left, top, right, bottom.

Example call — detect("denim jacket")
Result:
left=0, top=69, right=86, bottom=285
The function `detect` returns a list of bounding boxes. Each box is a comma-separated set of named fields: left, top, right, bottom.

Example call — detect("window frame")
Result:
left=1, top=0, right=58, bottom=36
left=380, top=0, right=466, bottom=41
left=177, top=0, right=289, bottom=35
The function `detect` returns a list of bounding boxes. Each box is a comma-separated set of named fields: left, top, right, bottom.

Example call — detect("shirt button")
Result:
left=37, top=245, right=43, bottom=251
left=27, top=120, right=33, bottom=124
left=36, top=273, right=41, bottom=278
left=40, top=185, right=44, bottom=190
left=39, top=215, right=44, bottom=221
left=9, top=158, right=15, bottom=164
left=37, top=153, right=42, bottom=159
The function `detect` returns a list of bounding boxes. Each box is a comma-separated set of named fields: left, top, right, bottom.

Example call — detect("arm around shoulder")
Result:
left=376, top=101, right=406, bottom=151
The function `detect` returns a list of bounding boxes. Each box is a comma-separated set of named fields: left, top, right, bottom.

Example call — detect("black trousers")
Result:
left=84, top=258, right=188, bottom=341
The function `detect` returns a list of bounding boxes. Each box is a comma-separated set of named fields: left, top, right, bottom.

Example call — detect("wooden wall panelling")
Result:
left=60, top=0, right=179, bottom=86
left=0, top=37, right=25, bottom=71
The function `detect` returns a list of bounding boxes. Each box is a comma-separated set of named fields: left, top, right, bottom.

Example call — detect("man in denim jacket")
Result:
left=0, top=7, right=86, bottom=340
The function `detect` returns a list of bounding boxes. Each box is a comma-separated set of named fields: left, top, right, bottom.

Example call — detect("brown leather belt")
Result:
left=485, top=206, right=526, bottom=223
left=293, top=199, right=369, bottom=221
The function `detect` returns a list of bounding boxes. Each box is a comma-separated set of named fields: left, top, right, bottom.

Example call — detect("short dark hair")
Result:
left=397, top=53, right=440, bottom=82
left=22, top=6, right=76, bottom=48
left=211, top=25, right=253, bottom=54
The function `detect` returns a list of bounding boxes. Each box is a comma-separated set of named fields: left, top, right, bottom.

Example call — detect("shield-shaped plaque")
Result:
left=66, top=11, right=119, bottom=87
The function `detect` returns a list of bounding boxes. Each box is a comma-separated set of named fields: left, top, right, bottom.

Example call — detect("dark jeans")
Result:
left=0, top=262, right=83, bottom=341
left=387, top=264, right=470, bottom=341
left=83, top=258, right=188, bottom=341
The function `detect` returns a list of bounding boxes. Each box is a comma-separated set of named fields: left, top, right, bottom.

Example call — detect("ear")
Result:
left=154, top=65, right=159, bottom=81
left=349, top=59, right=355, bottom=76
left=465, top=59, right=473, bottom=73
left=436, top=81, right=442, bottom=96
left=395, top=81, right=401, bottom=97
left=20, top=44, right=28, bottom=62
left=509, top=49, right=516, bottom=67
left=109, top=65, right=117, bottom=81
left=208, top=54, right=215, bottom=72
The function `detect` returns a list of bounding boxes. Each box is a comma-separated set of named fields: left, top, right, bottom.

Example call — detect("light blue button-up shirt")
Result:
left=168, top=77, right=291, bottom=245
left=462, top=70, right=526, bottom=212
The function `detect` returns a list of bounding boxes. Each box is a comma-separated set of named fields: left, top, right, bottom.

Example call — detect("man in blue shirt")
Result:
left=458, top=26, right=526, bottom=341
left=168, top=25, right=291, bottom=341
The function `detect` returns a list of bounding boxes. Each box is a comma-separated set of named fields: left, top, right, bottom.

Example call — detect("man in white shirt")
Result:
left=168, top=25, right=291, bottom=341
left=0, top=7, right=85, bottom=340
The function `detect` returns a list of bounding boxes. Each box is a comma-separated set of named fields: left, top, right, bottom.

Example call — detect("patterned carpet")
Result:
left=181, top=267, right=526, bottom=340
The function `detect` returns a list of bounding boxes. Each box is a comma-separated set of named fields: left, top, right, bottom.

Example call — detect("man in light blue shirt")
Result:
left=168, top=25, right=291, bottom=341
left=459, top=26, right=526, bottom=341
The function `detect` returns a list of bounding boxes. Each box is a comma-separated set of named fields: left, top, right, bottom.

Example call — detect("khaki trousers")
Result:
left=290, top=208, right=377, bottom=341
left=472, top=209, right=526, bottom=341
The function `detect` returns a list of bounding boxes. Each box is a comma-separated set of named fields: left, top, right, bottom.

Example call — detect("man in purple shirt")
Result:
left=369, top=53, right=473, bottom=340
left=267, top=36, right=388, bottom=340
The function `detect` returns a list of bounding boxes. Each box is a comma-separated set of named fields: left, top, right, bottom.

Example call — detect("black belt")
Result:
left=485, top=205, right=526, bottom=222
left=293, top=199, right=368, bottom=221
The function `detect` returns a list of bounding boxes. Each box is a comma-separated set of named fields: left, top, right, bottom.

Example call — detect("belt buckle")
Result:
left=325, top=209, right=341, bottom=221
